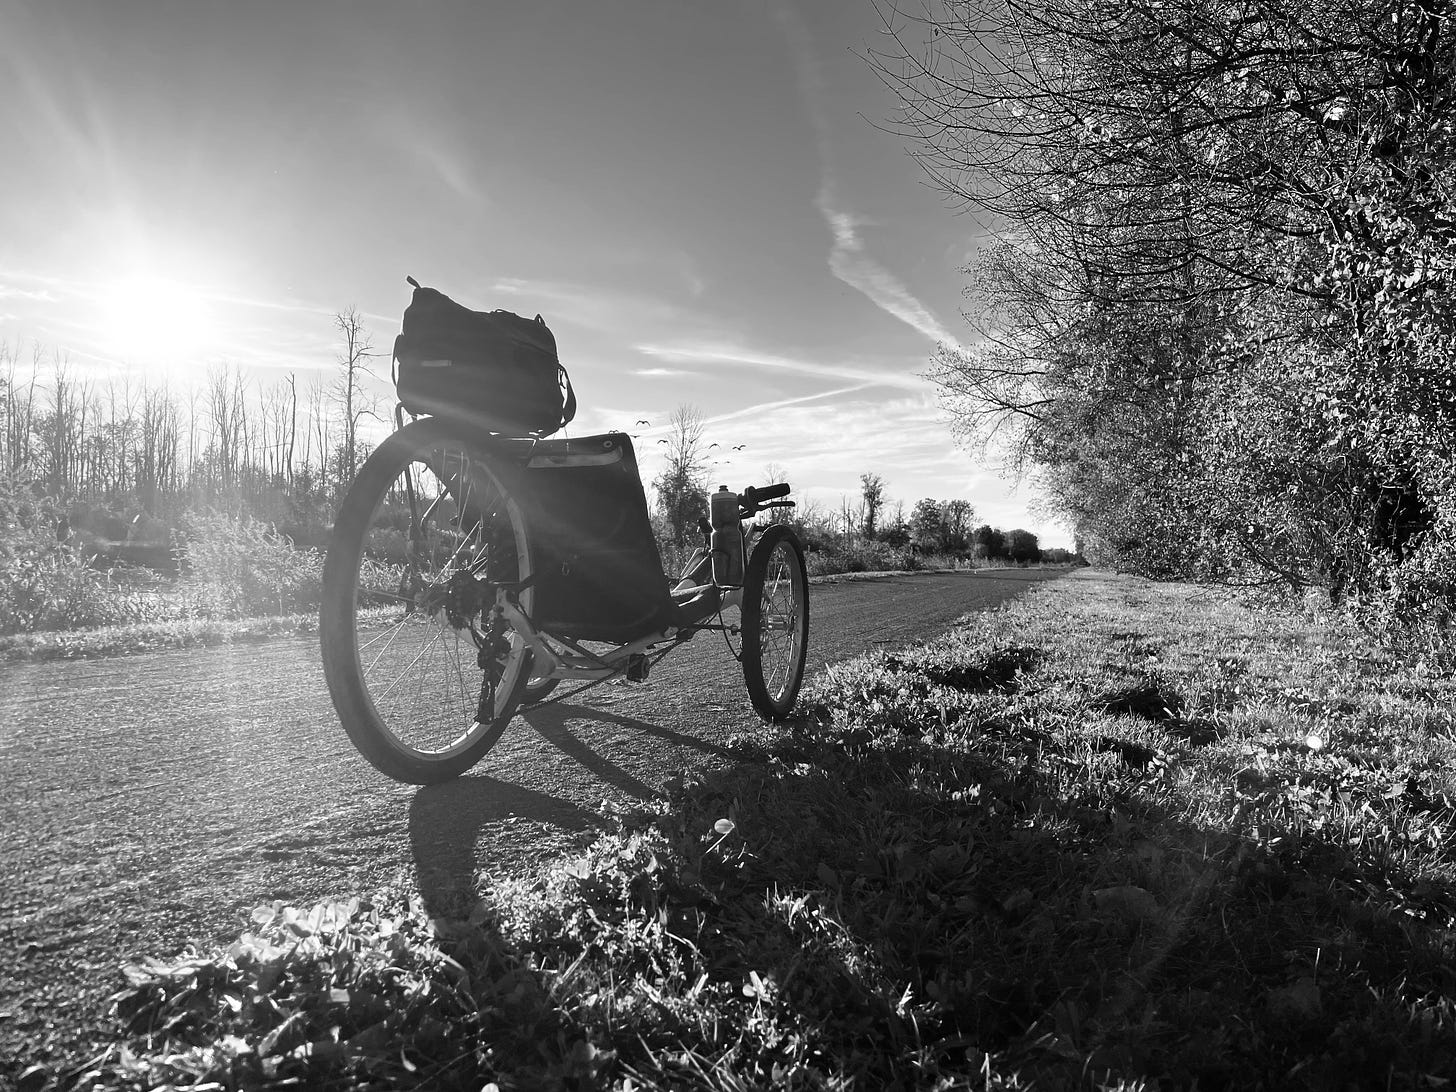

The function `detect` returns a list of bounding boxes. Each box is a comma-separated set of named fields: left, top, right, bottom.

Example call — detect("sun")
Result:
left=99, top=274, right=215, bottom=366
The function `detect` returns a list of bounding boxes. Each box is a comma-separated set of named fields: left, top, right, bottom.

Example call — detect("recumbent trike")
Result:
left=319, top=282, right=809, bottom=785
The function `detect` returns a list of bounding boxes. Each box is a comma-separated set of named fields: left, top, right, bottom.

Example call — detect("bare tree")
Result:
left=332, top=308, right=378, bottom=492
left=1, top=341, right=40, bottom=477
left=651, top=404, right=709, bottom=566
left=838, top=494, right=858, bottom=542
left=305, top=373, right=330, bottom=494
left=283, top=373, right=298, bottom=487
left=761, top=461, right=795, bottom=524
left=44, top=355, right=85, bottom=496
left=137, top=381, right=180, bottom=511
left=204, top=364, right=248, bottom=492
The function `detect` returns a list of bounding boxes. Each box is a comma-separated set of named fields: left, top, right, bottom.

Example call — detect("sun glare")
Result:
left=100, top=275, right=215, bottom=367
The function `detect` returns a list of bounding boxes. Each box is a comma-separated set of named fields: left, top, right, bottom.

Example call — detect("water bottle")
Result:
left=709, top=486, right=744, bottom=587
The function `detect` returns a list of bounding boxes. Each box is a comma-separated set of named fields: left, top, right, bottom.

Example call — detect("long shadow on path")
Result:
left=409, top=699, right=733, bottom=913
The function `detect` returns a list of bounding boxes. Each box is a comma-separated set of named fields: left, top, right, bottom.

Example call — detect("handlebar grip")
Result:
left=746, top=483, right=791, bottom=503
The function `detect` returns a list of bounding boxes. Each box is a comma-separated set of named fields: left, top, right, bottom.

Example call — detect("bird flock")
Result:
left=628, top=419, right=746, bottom=465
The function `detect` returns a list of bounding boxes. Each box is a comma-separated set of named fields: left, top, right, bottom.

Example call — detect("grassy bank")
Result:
left=31, top=571, right=1456, bottom=1090
left=0, top=612, right=321, bottom=661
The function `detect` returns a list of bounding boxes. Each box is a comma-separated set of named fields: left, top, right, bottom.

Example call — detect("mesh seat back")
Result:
left=523, top=433, right=677, bottom=643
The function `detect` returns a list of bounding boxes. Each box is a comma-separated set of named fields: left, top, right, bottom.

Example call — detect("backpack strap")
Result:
left=558, top=364, right=577, bottom=429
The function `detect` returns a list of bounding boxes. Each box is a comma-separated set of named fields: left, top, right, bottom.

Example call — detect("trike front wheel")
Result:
left=741, top=525, right=809, bottom=720
left=320, top=418, right=535, bottom=784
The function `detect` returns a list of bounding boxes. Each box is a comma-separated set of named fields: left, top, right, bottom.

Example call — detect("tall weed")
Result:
left=175, top=510, right=323, bottom=619
left=0, top=479, right=148, bottom=634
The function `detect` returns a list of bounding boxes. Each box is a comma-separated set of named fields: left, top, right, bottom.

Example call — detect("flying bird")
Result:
left=658, top=438, right=669, bottom=444
left=733, top=444, right=747, bottom=451
left=709, top=443, right=719, bottom=449
left=636, top=419, right=651, bottom=426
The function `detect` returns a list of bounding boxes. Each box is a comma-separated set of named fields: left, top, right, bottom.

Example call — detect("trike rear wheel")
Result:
left=320, top=418, right=535, bottom=784
left=521, top=676, right=561, bottom=705
left=741, top=525, right=809, bottom=720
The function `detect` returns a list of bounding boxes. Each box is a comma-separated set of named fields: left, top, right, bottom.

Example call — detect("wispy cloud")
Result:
left=631, top=366, right=691, bottom=377
left=0, top=285, right=59, bottom=303
left=700, top=382, right=876, bottom=428
left=818, top=205, right=962, bottom=347
left=0, top=268, right=70, bottom=299
left=415, top=142, right=482, bottom=203
left=590, top=383, right=877, bottom=444
left=634, top=341, right=927, bottom=392
left=774, top=4, right=962, bottom=351
left=490, top=276, right=692, bottom=335
left=1, top=265, right=342, bottom=320
left=374, top=108, right=487, bottom=204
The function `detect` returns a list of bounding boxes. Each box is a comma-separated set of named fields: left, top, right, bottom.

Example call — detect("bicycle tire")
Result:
left=741, top=525, right=809, bottom=720
left=320, top=418, right=535, bottom=783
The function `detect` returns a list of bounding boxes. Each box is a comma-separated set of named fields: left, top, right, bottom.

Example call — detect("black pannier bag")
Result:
left=393, top=276, right=577, bottom=436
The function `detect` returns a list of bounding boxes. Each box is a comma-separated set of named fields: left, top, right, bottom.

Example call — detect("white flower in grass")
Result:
left=1305, top=733, right=1325, bottom=751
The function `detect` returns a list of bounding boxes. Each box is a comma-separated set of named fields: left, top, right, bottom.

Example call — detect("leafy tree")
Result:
left=972, top=524, right=1005, bottom=560
left=874, top=0, right=1456, bottom=623
left=881, top=501, right=911, bottom=548
left=1004, top=528, right=1041, bottom=565
left=909, top=499, right=946, bottom=553
left=943, top=499, right=974, bottom=554
left=859, top=473, right=887, bottom=539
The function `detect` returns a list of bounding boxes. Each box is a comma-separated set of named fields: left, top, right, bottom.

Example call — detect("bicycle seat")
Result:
left=523, top=433, right=681, bottom=643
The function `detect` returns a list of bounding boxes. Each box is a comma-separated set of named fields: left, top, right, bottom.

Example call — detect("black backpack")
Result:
left=392, top=276, right=577, bottom=436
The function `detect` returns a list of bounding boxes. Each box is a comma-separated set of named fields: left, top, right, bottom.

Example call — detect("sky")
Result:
left=0, top=0, right=1068, bottom=546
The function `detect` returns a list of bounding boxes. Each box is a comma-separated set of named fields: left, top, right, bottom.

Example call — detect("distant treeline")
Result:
left=0, top=311, right=378, bottom=554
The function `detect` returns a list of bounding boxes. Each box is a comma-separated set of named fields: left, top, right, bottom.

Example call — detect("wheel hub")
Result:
left=417, top=569, right=490, bottom=630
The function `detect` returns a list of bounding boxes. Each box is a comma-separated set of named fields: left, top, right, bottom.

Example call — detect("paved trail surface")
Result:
left=0, top=567, right=1062, bottom=1068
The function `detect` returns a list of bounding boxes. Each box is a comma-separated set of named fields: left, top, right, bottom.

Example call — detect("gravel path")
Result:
left=0, top=567, right=1063, bottom=1075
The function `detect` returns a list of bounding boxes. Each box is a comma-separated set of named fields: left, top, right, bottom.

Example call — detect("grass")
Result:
left=0, top=611, right=321, bottom=661
left=802, top=541, right=974, bottom=578
left=26, top=570, right=1456, bottom=1090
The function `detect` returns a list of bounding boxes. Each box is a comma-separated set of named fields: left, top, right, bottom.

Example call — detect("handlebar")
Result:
left=740, top=482, right=792, bottom=517
left=746, top=483, right=791, bottom=503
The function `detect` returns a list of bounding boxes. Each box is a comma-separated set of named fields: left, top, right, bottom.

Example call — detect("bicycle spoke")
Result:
left=362, top=615, right=413, bottom=673
left=372, top=624, right=446, bottom=702
left=447, top=632, right=472, bottom=722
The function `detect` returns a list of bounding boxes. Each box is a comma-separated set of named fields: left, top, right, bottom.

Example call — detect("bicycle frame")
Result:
left=492, top=525, right=766, bottom=686
left=392, top=419, right=794, bottom=693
